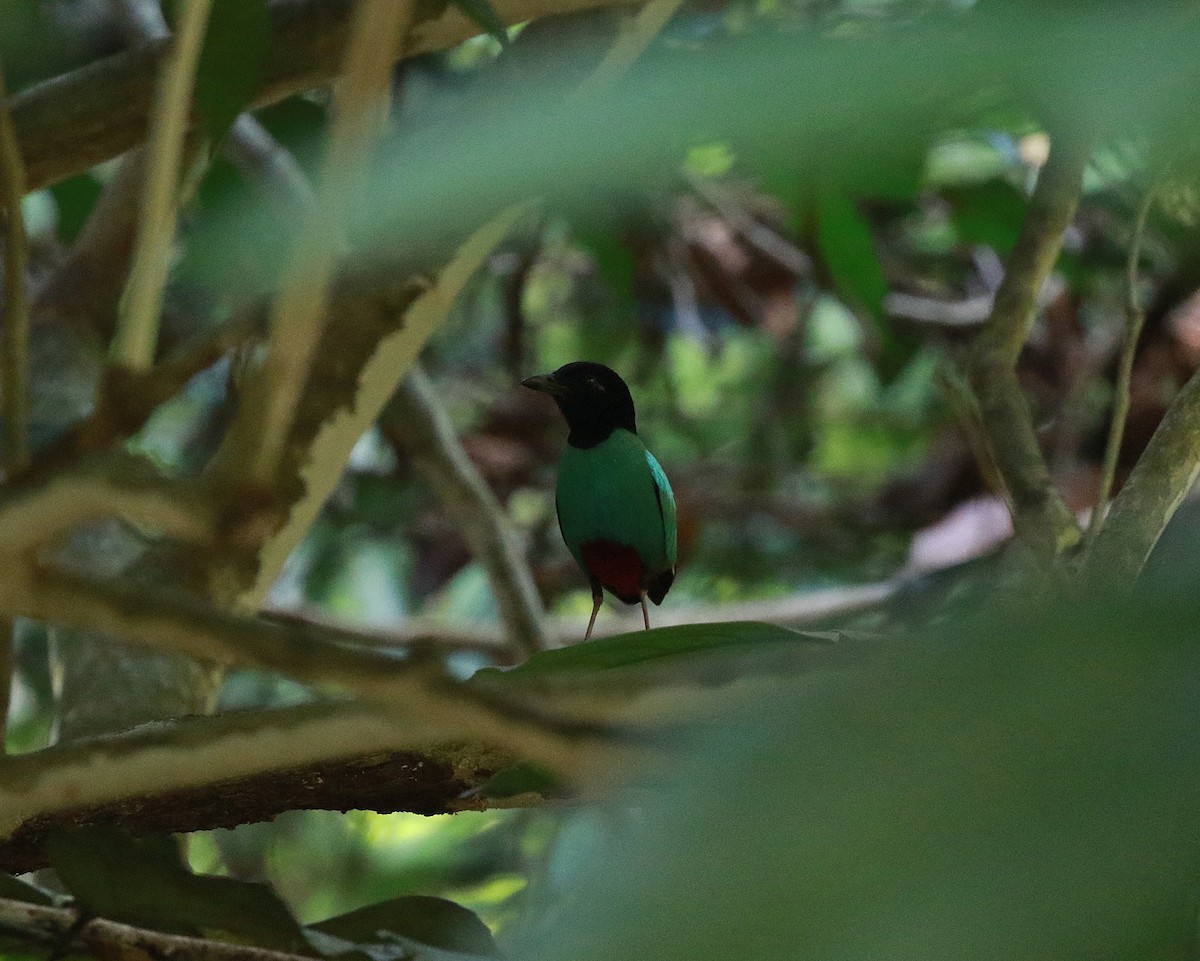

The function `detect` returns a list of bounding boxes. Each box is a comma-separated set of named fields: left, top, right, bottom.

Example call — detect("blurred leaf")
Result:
left=816, top=188, right=915, bottom=378
left=514, top=596, right=1200, bottom=961
left=0, top=872, right=55, bottom=905
left=477, top=621, right=818, bottom=679
left=49, top=174, right=101, bottom=244
left=480, top=763, right=561, bottom=799
left=451, top=0, right=509, bottom=47
left=312, top=895, right=497, bottom=956
left=45, top=827, right=306, bottom=950
left=949, top=178, right=1028, bottom=253
left=194, top=0, right=271, bottom=146
left=816, top=189, right=887, bottom=317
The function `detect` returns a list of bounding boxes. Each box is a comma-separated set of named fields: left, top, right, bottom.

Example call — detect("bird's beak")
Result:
left=521, top=374, right=566, bottom=396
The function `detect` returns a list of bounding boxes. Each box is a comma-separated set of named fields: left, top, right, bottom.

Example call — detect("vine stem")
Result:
left=1080, top=184, right=1156, bottom=556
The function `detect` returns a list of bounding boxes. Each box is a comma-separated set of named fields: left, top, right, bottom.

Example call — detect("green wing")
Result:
left=556, top=429, right=675, bottom=572
left=645, top=448, right=677, bottom=568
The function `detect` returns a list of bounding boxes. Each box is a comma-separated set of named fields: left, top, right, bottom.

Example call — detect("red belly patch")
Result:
left=579, top=540, right=645, bottom=604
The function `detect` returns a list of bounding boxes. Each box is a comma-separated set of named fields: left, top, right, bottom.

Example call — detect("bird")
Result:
left=522, top=361, right=677, bottom=641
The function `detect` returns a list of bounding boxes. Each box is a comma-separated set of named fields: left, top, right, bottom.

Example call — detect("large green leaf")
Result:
left=194, top=0, right=271, bottom=146
left=512, top=595, right=1200, bottom=961
left=311, top=896, right=497, bottom=957
left=45, top=827, right=307, bottom=950
left=477, top=621, right=826, bottom=679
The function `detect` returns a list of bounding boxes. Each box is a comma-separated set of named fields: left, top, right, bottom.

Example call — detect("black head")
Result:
left=521, top=361, right=637, bottom=448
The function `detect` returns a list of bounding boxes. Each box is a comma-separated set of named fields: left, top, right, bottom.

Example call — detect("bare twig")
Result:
left=223, top=114, right=316, bottom=210
left=962, top=134, right=1089, bottom=564
left=385, top=368, right=550, bottom=657
left=230, top=0, right=413, bottom=488
left=1081, top=185, right=1157, bottom=554
left=110, top=0, right=214, bottom=373
left=0, top=54, right=31, bottom=477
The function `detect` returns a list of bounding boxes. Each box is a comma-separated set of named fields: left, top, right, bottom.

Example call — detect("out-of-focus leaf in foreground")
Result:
left=514, top=597, right=1200, bottom=961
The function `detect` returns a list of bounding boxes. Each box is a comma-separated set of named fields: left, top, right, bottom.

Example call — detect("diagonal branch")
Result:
left=961, top=133, right=1089, bottom=564
left=385, top=369, right=550, bottom=658
left=225, top=0, right=412, bottom=490
left=109, top=0, right=214, bottom=373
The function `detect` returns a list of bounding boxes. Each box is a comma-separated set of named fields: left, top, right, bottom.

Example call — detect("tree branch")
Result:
left=384, top=368, right=550, bottom=658
left=227, top=0, right=411, bottom=489
left=109, top=0, right=214, bottom=373
left=0, top=453, right=220, bottom=557
left=0, top=566, right=597, bottom=774
left=0, top=702, right=517, bottom=873
left=11, top=0, right=635, bottom=195
left=0, top=54, right=31, bottom=477
left=210, top=205, right=527, bottom=609
left=961, top=134, right=1089, bottom=563
left=0, top=897, right=313, bottom=961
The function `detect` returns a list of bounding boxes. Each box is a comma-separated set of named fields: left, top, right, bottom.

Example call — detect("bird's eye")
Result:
left=587, top=377, right=603, bottom=390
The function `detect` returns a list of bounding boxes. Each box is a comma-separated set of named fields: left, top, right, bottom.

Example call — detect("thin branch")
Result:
left=0, top=54, right=30, bottom=477
left=110, top=0, right=214, bottom=373
left=223, top=114, right=316, bottom=210
left=232, top=0, right=413, bottom=488
left=1080, top=184, right=1157, bottom=554
left=961, top=134, right=1089, bottom=564
left=0, top=897, right=315, bottom=961
left=385, top=368, right=550, bottom=657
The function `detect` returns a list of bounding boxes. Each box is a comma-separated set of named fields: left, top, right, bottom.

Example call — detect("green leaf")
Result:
left=49, top=174, right=102, bottom=244
left=478, top=621, right=822, bottom=679
left=0, top=872, right=56, bottom=905
left=45, top=827, right=306, bottom=950
left=311, top=896, right=497, bottom=957
left=948, top=178, right=1028, bottom=254
left=194, top=0, right=272, bottom=146
left=480, top=763, right=561, bottom=799
left=816, top=189, right=887, bottom=318
left=451, top=0, right=509, bottom=46
left=815, top=188, right=915, bottom=379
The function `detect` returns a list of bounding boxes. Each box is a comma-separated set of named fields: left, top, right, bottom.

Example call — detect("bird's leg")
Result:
left=640, top=590, right=650, bottom=631
left=585, top=586, right=603, bottom=641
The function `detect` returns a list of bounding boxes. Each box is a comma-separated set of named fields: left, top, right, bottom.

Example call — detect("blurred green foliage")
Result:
left=5, top=0, right=1200, bottom=957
